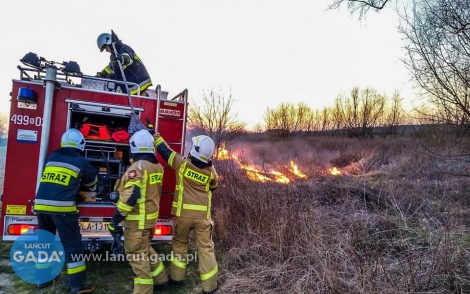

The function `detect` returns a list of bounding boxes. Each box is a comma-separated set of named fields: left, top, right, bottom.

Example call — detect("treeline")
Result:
left=263, top=87, right=414, bottom=137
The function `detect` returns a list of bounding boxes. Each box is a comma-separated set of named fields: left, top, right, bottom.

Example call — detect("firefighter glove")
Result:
left=130, top=123, right=153, bottom=134
left=111, top=209, right=125, bottom=225
left=145, top=118, right=155, bottom=135
left=108, top=223, right=123, bottom=239
left=96, top=70, right=107, bottom=78
left=109, top=210, right=125, bottom=238
left=112, top=54, right=124, bottom=64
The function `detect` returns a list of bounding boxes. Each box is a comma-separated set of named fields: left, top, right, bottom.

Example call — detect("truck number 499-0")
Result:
left=10, top=114, right=43, bottom=127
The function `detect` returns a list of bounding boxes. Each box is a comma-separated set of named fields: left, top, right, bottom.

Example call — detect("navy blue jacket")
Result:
left=98, top=42, right=152, bottom=95
left=34, top=148, right=98, bottom=214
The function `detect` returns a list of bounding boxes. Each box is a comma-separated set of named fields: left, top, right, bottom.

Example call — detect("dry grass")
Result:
left=212, top=136, right=470, bottom=294
left=3, top=136, right=470, bottom=293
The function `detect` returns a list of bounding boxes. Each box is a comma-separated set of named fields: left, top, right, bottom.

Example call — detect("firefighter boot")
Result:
left=195, top=219, right=218, bottom=293
left=170, top=217, right=192, bottom=282
left=148, top=236, right=169, bottom=286
left=153, top=281, right=169, bottom=291
left=125, top=228, right=155, bottom=294
left=169, top=277, right=184, bottom=287
left=145, top=229, right=169, bottom=290
left=71, top=283, right=95, bottom=294
left=37, top=280, right=54, bottom=289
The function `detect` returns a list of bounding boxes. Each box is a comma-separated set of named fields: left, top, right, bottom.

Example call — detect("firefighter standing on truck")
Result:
left=107, top=130, right=169, bottom=294
left=96, top=32, right=152, bottom=96
left=152, top=131, right=219, bottom=294
left=34, top=128, right=98, bottom=294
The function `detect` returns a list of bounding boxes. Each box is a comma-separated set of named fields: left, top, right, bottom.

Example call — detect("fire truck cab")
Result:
left=0, top=53, right=188, bottom=252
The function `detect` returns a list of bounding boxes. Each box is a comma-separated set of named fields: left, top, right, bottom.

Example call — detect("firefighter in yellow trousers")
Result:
left=153, top=131, right=219, bottom=294
left=108, top=130, right=169, bottom=294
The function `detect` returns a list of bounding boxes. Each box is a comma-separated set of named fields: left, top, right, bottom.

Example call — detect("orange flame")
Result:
left=328, top=167, right=341, bottom=176
left=240, top=163, right=272, bottom=182
left=246, top=171, right=272, bottom=182
left=217, top=142, right=308, bottom=184
left=217, top=143, right=238, bottom=160
left=289, top=161, right=307, bottom=179
left=217, top=143, right=229, bottom=159
left=270, top=170, right=290, bottom=184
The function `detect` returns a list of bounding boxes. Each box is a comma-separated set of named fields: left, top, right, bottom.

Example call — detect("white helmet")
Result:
left=130, top=130, right=155, bottom=154
left=190, top=135, right=215, bottom=163
left=97, top=33, right=112, bottom=52
left=61, top=128, right=86, bottom=151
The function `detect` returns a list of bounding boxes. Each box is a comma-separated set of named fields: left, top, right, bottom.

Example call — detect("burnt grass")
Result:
left=211, top=136, right=470, bottom=294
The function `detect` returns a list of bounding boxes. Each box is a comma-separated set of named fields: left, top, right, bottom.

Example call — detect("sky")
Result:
left=0, top=0, right=414, bottom=129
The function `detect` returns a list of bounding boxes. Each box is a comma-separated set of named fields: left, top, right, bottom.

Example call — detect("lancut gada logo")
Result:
left=10, top=229, right=65, bottom=284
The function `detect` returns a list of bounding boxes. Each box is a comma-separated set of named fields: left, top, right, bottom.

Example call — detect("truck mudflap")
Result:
left=2, top=215, right=174, bottom=243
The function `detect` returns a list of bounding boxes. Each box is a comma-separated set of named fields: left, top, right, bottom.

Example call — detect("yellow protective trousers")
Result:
left=124, top=227, right=168, bottom=294
left=170, top=217, right=218, bottom=292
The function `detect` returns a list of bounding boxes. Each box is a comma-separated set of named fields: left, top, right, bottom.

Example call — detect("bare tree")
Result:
left=399, top=0, right=470, bottom=136
left=383, top=91, right=405, bottom=135
left=319, top=107, right=334, bottom=132
left=334, top=87, right=387, bottom=137
left=264, top=103, right=295, bottom=137
left=328, top=0, right=393, bottom=18
left=252, top=123, right=264, bottom=134
left=188, top=89, right=246, bottom=156
left=264, top=102, right=318, bottom=136
left=293, top=102, right=313, bottom=133
left=263, top=91, right=406, bottom=137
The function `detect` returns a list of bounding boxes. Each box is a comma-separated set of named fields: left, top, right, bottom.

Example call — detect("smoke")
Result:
left=222, top=137, right=342, bottom=174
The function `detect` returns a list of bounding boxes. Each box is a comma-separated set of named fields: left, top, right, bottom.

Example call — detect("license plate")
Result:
left=79, top=222, right=109, bottom=232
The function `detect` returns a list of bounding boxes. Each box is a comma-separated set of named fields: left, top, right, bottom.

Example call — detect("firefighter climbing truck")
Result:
left=0, top=53, right=188, bottom=251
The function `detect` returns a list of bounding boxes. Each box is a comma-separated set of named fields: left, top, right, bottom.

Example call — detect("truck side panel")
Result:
left=2, top=83, right=67, bottom=215
left=2, top=78, right=186, bottom=245
left=1, top=82, right=73, bottom=235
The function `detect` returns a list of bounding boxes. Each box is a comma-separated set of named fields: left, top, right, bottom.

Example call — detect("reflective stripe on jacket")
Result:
left=115, top=159, right=164, bottom=229
left=34, top=147, right=98, bottom=214
left=153, top=133, right=218, bottom=219
left=100, top=42, right=152, bottom=94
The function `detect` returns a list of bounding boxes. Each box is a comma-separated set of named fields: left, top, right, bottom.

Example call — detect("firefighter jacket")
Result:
left=114, top=154, right=164, bottom=230
left=98, top=42, right=152, bottom=95
left=153, top=132, right=218, bottom=219
left=34, top=147, right=98, bottom=214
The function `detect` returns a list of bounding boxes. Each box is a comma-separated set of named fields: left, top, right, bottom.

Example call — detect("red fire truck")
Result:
left=0, top=53, right=188, bottom=252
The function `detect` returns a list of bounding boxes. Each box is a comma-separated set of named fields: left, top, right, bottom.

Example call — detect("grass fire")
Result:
left=217, top=143, right=310, bottom=184
left=217, top=142, right=345, bottom=184
left=210, top=135, right=470, bottom=294
left=328, top=166, right=341, bottom=175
